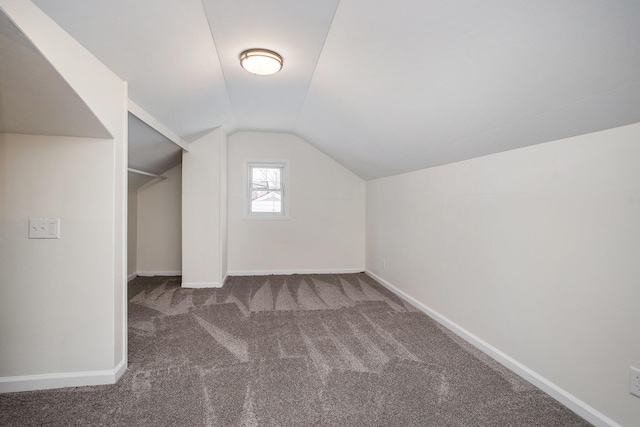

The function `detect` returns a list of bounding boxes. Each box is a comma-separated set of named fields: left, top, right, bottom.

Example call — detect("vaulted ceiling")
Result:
left=20, top=1, right=640, bottom=179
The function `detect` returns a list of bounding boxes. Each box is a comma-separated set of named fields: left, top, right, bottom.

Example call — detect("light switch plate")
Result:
left=29, top=218, right=60, bottom=239
left=631, top=367, right=640, bottom=398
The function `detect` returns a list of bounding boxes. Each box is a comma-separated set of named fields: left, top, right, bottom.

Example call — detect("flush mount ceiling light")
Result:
left=240, top=49, right=283, bottom=76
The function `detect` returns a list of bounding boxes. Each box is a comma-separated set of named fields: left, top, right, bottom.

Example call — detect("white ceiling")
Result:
left=0, top=10, right=109, bottom=138
left=128, top=113, right=182, bottom=189
left=24, top=1, right=640, bottom=179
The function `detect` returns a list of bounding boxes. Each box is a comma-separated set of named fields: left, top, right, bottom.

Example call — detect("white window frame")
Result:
left=243, top=158, right=290, bottom=220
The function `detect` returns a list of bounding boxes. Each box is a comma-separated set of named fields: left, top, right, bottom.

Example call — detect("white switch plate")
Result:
left=28, top=218, right=60, bottom=239
left=631, top=367, right=640, bottom=398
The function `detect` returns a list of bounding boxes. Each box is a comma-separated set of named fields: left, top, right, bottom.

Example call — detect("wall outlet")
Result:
left=631, top=367, right=640, bottom=398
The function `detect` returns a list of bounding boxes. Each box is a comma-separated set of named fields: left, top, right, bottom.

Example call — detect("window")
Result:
left=243, top=159, right=289, bottom=219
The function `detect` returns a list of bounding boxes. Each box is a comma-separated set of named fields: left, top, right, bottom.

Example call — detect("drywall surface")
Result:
left=0, top=0, right=126, bottom=136
left=136, top=164, right=182, bottom=275
left=0, top=134, right=115, bottom=375
left=219, top=131, right=228, bottom=283
left=0, top=0, right=128, bottom=387
left=127, top=188, right=137, bottom=278
left=182, top=129, right=222, bottom=287
left=228, top=132, right=365, bottom=274
left=365, top=123, right=640, bottom=426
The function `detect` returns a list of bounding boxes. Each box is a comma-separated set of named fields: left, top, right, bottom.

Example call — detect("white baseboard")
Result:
left=137, top=271, right=182, bottom=277
left=114, top=357, right=127, bottom=382
left=228, top=268, right=364, bottom=276
left=181, top=281, right=221, bottom=289
left=364, top=270, right=621, bottom=427
left=127, top=273, right=137, bottom=282
left=0, top=358, right=127, bottom=394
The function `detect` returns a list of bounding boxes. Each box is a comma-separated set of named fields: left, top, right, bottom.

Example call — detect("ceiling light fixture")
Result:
left=240, top=49, right=283, bottom=76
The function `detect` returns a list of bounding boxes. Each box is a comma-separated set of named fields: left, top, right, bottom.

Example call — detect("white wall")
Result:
left=136, top=164, right=182, bottom=276
left=182, top=128, right=225, bottom=287
left=127, top=188, right=137, bottom=279
left=366, top=123, right=640, bottom=427
left=0, top=134, right=116, bottom=376
left=219, top=131, right=228, bottom=282
left=0, top=0, right=128, bottom=391
left=228, top=132, right=365, bottom=274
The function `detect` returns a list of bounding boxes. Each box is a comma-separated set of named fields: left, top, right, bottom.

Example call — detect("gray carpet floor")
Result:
left=1, top=273, right=590, bottom=426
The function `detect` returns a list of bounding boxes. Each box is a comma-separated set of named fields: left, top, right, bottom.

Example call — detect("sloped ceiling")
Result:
left=31, top=0, right=640, bottom=180
left=128, top=113, right=182, bottom=189
left=0, top=10, right=110, bottom=138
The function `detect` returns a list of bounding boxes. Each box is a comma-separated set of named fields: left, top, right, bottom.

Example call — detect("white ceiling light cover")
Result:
left=240, top=49, right=283, bottom=75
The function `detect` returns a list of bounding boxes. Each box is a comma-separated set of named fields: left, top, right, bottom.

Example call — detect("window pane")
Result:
left=244, top=159, right=288, bottom=219
left=251, top=167, right=281, bottom=190
left=251, top=190, right=282, bottom=213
